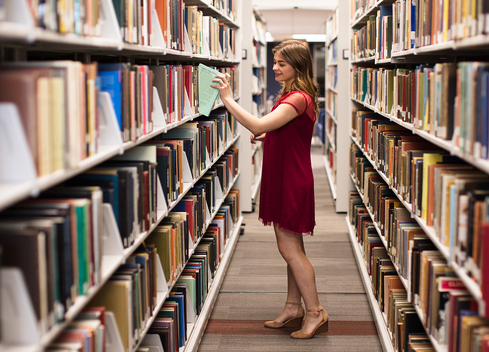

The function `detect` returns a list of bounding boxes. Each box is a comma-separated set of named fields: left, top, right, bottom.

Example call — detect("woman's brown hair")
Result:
left=272, top=39, right=319, bottom=116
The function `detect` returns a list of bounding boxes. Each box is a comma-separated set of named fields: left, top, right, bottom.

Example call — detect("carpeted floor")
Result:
left=197, top=146, right=383, bottom=351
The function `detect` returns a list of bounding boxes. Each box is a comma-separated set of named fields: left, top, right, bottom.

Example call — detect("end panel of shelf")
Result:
left=345, top=217, right=395, bottom=352
left=183, top=215, right=243, bottom=352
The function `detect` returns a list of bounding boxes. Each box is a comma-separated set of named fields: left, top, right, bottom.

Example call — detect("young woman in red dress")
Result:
left=212, top=39, right=328, bottom=339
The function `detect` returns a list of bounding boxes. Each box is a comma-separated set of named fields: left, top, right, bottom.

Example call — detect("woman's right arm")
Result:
left=212, top=74, right=298, bottom=136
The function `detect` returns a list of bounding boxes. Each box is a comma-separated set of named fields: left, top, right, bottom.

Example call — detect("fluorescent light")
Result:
left=266, top=32, right=275, bottom=42
left=292, top=34, right=326, bottom=42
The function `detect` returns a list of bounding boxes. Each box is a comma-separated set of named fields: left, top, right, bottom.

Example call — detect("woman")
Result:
left=212, top=39, right=328, bottom=339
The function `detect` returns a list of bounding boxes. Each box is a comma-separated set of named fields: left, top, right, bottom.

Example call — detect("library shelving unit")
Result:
left=0, top=0, right=247, bottom=351
left=325, top=1, right=353, bottom=212
left=239, top=6, right=267, bottom=212
left=347, top=0, right=489, bottom=351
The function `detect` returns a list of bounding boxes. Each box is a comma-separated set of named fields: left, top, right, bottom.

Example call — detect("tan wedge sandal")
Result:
left=264, top=301, right=305, bottom=329
left=290, top=306, right=329, bottom=338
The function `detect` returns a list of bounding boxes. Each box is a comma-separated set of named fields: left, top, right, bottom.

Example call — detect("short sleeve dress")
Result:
left=258, top=91, right=316, bottom=236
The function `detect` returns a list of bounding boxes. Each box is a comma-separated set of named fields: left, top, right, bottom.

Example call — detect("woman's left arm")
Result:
left=212, top=74, right=298, bottom=136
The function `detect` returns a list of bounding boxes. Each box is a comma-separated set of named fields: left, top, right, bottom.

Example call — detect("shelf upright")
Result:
left=325, top=1, right=354, bottom=212
left=346, top=0, right=489, bottom=349
left=238, top=6, right=267, bottom=212
left=0, top=0, right=246, bottom=351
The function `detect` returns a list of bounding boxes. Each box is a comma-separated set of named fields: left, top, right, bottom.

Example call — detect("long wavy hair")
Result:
left=272, top=39, right=319, bottom=116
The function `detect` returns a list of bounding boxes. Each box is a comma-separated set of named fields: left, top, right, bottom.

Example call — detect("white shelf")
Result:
left=251, top=172, right=262, bottom=202
left=323, top=155, right=337, bottom=201
left=326, top=33, right=338, bottom=47
left=0, top=0, right=246, bottom=351
left=326, top=109, right=337, bottom=123
left=345, top=218, right=395, bottom=352
left=350, top=135, right=486, bottom=315
left=388, top=36, right=489, bottom=58
left=2, top=130, right=242, bottom=352
left=326, top=1, right=352, bottom=213
left=348, top=213, right=450, bottom=352
left=132, top=213, right=244, bottom=352
left=349, top=173, right=410, bottom=294
left=0, top=98, right=238, bottom=214
left=325, top=132, right=336, bottom=151
left=413, top=305, right=448, bottom=352
left=326, top=86, right=338, bottom=94
left=351, top=56, right=376, bottom=64
left=182, top=215, right=243, bottom=352
left=349, top=96, right=489, bottom=176
left=350, top=0, right=395, bottom=28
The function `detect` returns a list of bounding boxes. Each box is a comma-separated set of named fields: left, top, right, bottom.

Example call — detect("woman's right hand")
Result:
left=250, top=133, right=266, bottom=144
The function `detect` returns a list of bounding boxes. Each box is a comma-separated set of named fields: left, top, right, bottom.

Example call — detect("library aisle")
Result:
left=197, top=146, right=383, bottom=351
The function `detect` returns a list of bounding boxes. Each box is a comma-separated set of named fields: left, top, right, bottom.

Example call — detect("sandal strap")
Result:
left=285, top=301, right=302, bottom=306
left=306, top=306, right=324, bottom=313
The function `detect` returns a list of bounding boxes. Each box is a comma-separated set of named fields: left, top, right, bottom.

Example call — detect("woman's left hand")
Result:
left=211, top=73, right=232, bottom=101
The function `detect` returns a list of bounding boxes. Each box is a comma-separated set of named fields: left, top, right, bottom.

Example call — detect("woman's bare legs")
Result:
left=273, top=224, right=324, bottom=335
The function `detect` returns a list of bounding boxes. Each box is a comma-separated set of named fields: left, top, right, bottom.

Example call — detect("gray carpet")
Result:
left=197, top=146, right=383, bottom=351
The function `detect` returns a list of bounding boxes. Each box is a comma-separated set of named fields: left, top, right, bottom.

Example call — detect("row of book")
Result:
left=251, top=67, right=265, bottom=95
left=351, top=62, right=489, bottom=156
left=0, top=117, right=239, bottom=337
left=351, top=15, right=377, bottom=61
left=156, top=1, right=238, bottom=52
left=105, top=63, right=238, bottom=131
left=326, top=66, right=338, bottom=90
left=0, top=177, right=239, bottom=348
left=349, top=184, right=489, bottom=351
left=326, top=91, right=337, bottom=120
left=252, top=41, right=265, bottom=68
left=43, top=189, right=239, bottom=352
left=349, top=192, right=437, bottom=351
left=350, top=119, right=489, bottom=308
left=46, top=306, right=107, bottom=351
left=147, top=171, right=239, bottom=287
left=350, top=0, right=377, bottom=23
left=145, top=205, right=242, bottom=352
left=151, top=112, right=239, bottom=201
left=19, top=0, right=102, bottom=36
left=326, top=40, right=337, bottom=65
left=211, top=0, right=238, bottom=20
left=182, top=5, right=236, bottom=59
left=0, top=61, right=101, bottom=176
left=326, top=8, right=338, bottom=44
left=251, top=15, right=266, bottom=45
left=351, top=0, right=489, bottom=53
left=8, top=0, right=238, bottom=51
left=412, top=0, right=489, bottom=48
left=0, top=186, right=105, bottom=335
left=351, top=5, right=395, bottom=61
left=0, top=60, right=238, bottom=178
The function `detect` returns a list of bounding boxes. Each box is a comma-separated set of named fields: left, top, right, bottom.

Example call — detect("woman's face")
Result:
left=272, top=53, right=296, bottom=89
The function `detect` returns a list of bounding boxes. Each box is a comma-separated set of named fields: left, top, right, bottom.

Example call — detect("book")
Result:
left=198, top=64, right=224, bottom=116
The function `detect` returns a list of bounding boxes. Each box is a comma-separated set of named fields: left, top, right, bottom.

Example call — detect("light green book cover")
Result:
left=177, top=275, right=196, bottom=313
left=198, top=64, right=224, bottom=117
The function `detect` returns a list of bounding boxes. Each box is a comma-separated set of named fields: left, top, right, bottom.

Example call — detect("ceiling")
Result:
left=251, top=0, right=337, bottom=42
left=251, top=0, right=337, bottom=10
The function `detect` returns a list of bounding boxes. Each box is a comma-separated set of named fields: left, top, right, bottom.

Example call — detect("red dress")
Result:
left=258, top=91, right=316, bottom=236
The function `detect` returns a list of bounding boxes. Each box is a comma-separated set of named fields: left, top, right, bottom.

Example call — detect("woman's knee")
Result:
left=277, top=242, right=302, bottom=263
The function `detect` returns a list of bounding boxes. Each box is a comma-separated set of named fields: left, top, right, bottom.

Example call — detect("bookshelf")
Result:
left=325, top=2, right=354, bottom=212
left=239, top=6, right=266, bottom=212
left=347, top=0, right=489, bottom=350
left=0, top=0, right=247, bottom=351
